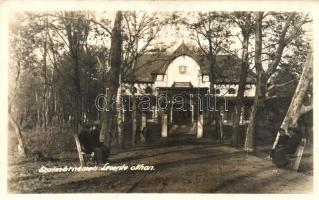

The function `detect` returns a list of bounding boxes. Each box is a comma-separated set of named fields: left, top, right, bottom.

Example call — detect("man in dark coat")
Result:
left=271, top=127, right=301, bottom=168
left=78, top=123, right=110, bottom=164
left=78, top=124, right=94, bottom=154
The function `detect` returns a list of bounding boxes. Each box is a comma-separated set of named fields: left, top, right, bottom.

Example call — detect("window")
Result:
left=156, top=75, right=164, bottom=81
left=245, top=84, right=252, bottom=90
left=215, top=89, right=220, bottom=94
left=202, top=75, right=209, bottom=82
left=179, top=65, right=186, bottom=74
left=228, top=88, right=236, bottom=94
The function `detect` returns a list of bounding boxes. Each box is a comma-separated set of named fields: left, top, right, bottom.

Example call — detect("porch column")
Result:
left=154, top=106, right=158, bottom=119
left=191, top=98, right=194, bottom=123
left=161, top=114, right=168, bottom=138
left=220, top=106, right=225, bottom=123
left=219, top=106, right=225, bottom=139
left=240, top=106, right=245, bottom=124
left=170, top=104, right=173, bottom=123
left=152, top=106, right=155, bottom=119
left=197, top=114, right=203, bottom=138
left=141, top=113, right=147, bottom=130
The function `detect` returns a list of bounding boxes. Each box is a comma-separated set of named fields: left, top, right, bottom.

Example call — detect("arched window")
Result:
left=228, top=88, right=236, bottom=94
left=202, top=75, right=209, bottom=82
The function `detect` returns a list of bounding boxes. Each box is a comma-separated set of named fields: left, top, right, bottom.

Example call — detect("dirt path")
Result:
left=8, top=136, right=313, bottom=193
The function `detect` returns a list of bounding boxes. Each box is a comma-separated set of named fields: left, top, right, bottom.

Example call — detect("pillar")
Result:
left=170, top=104, right=173, bottom=123
left=197, top=114, right=203, bottom=138
left=154, top=106, right=158, bottom=119
left=240, top=106, right=244, bottom=124
left=161, top=114, right=168, bottom=138
left=219, top=106, right=225, bottom=139
left=191, top=104, right=194, bottom=124
left=152, top=106, right=155, bottom=119
left=220, top=106, right=225, bottom=123
left=141, top=112, right=147, bottom=130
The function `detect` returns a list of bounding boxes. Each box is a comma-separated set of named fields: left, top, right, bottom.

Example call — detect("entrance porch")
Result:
left=156, top=87, right=208, bottom=138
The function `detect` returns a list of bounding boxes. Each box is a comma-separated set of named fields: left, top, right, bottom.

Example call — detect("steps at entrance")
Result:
left=169, top=124, right=196, bottom=135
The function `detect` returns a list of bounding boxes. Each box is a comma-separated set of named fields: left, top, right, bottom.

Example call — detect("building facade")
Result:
left=123, top=43, right=256, bottom=138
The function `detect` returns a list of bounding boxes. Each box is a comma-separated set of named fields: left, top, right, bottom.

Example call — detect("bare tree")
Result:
left=184, top=12, right=233, bottom=135
left=99, top=11, right=123, bottom=148
left=120, top=11, right=171, bottom=146
left=244, top=12, right=264, bottom=152
left=244, top=12, right=309, bottom=152
left=8, top=62, right=28, bottom=156
left=228, top=12, right=254, bottom=147
left=272, top=50, right=312, bottom=149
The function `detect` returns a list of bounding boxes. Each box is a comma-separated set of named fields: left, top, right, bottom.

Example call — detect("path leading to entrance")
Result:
left=29, top=136, right=313, bottom=193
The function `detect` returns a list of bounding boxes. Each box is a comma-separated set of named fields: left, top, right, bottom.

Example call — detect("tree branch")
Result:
left=265, top=13, right=308, bottom=79
left=46, top=13, right=112, bottom=35
left=267, top=78, right=298, bottom=92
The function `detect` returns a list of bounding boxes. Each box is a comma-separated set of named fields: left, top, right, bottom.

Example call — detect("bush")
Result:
left=23, top=125, right=76, bottom=155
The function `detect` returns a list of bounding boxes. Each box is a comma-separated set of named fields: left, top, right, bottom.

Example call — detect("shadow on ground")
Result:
left=8, top=134, right=313, bottom=193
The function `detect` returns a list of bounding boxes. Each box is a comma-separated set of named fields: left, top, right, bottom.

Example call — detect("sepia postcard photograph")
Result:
left=0, top=0, right=318, bottom=199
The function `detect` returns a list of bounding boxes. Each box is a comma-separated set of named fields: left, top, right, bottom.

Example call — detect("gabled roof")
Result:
left=130, top=43, right=256, bottom=84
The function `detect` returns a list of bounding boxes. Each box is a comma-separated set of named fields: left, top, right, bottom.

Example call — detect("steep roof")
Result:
left=130, top=43, right=256, bottom=84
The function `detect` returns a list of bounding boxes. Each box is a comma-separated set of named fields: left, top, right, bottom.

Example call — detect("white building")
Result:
left=124, top=43, right=256, bottom=137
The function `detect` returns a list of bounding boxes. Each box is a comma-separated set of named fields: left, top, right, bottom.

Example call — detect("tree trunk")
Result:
left=131, top=94, right=137, bottom=146
left=42, top=66, right=47, bottom=130
left=272, top=52, right=312, bottom=149
left=244, top=12, right=264, bottom=152
left=8, top=109, right=27, bottom=156
left=46, top=86, right=51, bottom=128
left=208, top=51, right=217, bottom=129
left=116, top=79, right=125, bottom=148
left=232, top=33, right=250, bottom=147
left=130, top=31, right=139, bottom=146
left=35, top=92, right=40, bottom=128
left=100, top=11, right=123, bottom=147
left=74, top=57, right=82, bottom=129
left=73, top=97, right=85, bottom=166
left=211, top=54, right=216, bottom=105
left=72, top=51, right=85, bottom=165
left=74, top=133, right=85, bottom=166
left=42, top=18, right=48, bottom=130
left=244, top=75, right=266, bottom=152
